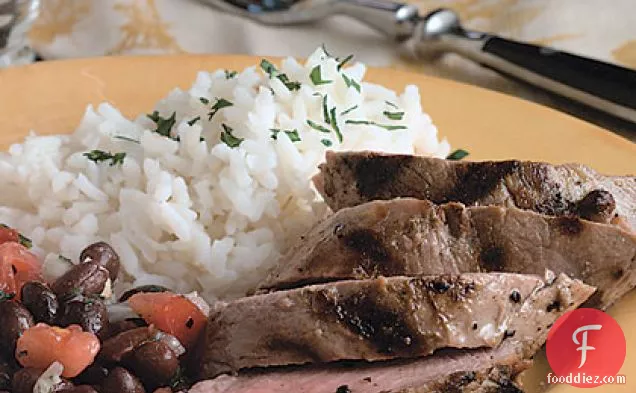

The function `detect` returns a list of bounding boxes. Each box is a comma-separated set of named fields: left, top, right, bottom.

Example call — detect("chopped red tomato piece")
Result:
left=0, top=225, right=20, bottom=245
left=128, top=292, right=207, bottom=349
left=16, top=323, right=100, bottom=378
left=0, top=242, right=41, bottom=298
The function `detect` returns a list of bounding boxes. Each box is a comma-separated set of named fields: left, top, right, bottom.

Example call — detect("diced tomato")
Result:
left=128, top=292, right=207, bottom=349
left=0, top=225, right=20, bottom=245
left=16, top=323, right=101, bottom=378
left=0, top=242, right=41, bottom=299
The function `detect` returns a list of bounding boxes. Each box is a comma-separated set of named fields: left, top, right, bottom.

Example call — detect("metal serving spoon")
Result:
left=200, top=0, right=636, bottom=125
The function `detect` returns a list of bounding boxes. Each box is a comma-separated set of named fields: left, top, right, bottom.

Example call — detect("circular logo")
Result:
left=546, top=308, right=626, bottom=388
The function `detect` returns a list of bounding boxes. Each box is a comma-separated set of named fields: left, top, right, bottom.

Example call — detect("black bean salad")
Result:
left=0, top=225, right=209, bottom=393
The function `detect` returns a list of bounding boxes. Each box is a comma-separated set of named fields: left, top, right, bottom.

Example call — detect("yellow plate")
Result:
left=0, top=55, right=634, bottom=392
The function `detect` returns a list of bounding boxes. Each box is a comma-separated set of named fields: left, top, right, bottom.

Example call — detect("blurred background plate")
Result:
left=0, top=54, right=634, bottom=392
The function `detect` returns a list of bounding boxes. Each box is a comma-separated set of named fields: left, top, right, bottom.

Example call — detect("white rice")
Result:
left=0, top=47, right=450, bottom=301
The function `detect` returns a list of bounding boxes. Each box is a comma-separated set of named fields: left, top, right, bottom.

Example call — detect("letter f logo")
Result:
left=572, top=324, right=602, bottom=368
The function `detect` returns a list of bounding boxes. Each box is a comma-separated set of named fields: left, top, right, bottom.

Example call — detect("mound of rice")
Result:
left=0, top=48, right=450, bottom=300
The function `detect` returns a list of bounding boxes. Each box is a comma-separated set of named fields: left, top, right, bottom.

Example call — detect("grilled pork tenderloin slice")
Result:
left=192, top=362, right=527, bottom=393
left=203, top=273, right=548, bottom=377
left=314, top=151, right=635, bottom=232
left=257, top=198, right=635, bottom=310
left=196, top=273, right=594, bottom=391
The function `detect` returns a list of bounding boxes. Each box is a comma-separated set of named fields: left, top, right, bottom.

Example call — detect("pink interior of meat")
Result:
left=190, top=347, right=515, bottom=393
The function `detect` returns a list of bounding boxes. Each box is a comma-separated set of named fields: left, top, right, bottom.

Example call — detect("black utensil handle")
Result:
left=482, top=36, right=636, bottom=111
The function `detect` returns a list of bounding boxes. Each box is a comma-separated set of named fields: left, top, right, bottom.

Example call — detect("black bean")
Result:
left=127, top=341, right=178, bottom=388
left=73, top=364, right=109, bottom=386
left=0, top=301, right=34, bottom=354
left=99, top=327, right=156, bottom=364
left=101, top=367, right=145, bottom=393
left=11, top=367, right=41, bottom=393
left=80, top=242, right=120, bottom=282
left=107, top=319, right=148, bottom=338
left=58, top=297, right=110, bottom=339
left=21, top=281, right=59, bottom=324
left=118, top=285, right=171, bottom=302
left=0, top=358, right=14, bottom=390
left=52, top=261, right=109, bottom=299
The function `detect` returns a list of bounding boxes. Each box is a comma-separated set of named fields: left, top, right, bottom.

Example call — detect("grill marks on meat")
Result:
left=197, top=274, right=594, bottom=391
left=315, top=151, right=636, bottom=231
left=257, top=199, right=635, bottom=309
left=201, top=273, right=546, bottom=378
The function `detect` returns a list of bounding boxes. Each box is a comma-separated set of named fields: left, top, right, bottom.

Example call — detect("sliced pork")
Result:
left=257, top=199, right=635, bottom=309
left=203, top=273, right=548, bottom=377
left=196, top=274, right=594, bottom=391
left=314, top=151, right=635, bottom=232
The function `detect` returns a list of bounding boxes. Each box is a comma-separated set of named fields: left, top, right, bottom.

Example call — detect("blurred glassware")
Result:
left=0, top=0, right=39, bottom=67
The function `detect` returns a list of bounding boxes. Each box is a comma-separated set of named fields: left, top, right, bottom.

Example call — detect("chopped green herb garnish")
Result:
left=342, top=74, right=361, bottom=93
left=322, top=95, right=330, bottom=123
left=337, top=54, right=354, bottom=71
left=0, top=224, right=32, bottom=249
left=385, top=101, right=399, bottom=109
left=260, top=59, right=277, bottom=75
left=329, top=107, right=343, bottom=143
left=83, top=150, right=126, bottom=166
left=147, top=111, right=177, bottom=138
left=199, top=97, right=210, bottom=105
left=224, top=70, right=238, bottom=79
left=446, top=149, right=470, bottom=160
left=285, top=129, right=301, bottom=142
left=18, top=233, right=32, bottom=249
left=306, top=119, right=331, bottom=133
left=114, top=135, right=140, bottom=144
left=345, top=120, right=407, bottom=131
left=260, top=59, right=301, bottom=91
left=321, top=44, right=353, bottom=71
left=383, top=111, right=405, bottom=121
left=321, top=43, right=333, bottom=58
left=340, top=105, right=358, bottom=116
left=282, top=80, right=301, bottom=91
left=0, top=290, right=15, bottom=301
left=208, top=98, right=234, bottom=120
left=220, top=124, right=243, bottom=148
left=187, top=116, right=201, bottom=126
left=169, top=367, right=190, bottom=391
left=310, top=65, right=332, bottom=86
left=270, top=128, right=301, bottom=142
left=321, top=139, right=333, bottom=147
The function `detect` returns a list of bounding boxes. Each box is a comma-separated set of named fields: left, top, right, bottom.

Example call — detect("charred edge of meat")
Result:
left=422, top=276, right=477, bottom=302
left=430, top=365, right=523, bottom=393
left=550, top=216, right=585, bottom=236
left=516, top=164, right=570, bottom=216
left=446, top=161, right=520, bottom=205
left=345, top=153, right=415, bottom=199
left=546, top=300, right=561, bottom=313
left=311, top=289, right=419, bottom=356
left=340, top=228, right=399, bottom=276
left=479, top=245, right=506, bottom=272
left=575, top=189, right=617, bottom=223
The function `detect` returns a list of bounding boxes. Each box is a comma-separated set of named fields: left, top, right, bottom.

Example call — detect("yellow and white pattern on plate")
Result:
left=30, top=0, right=636, bottom=104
